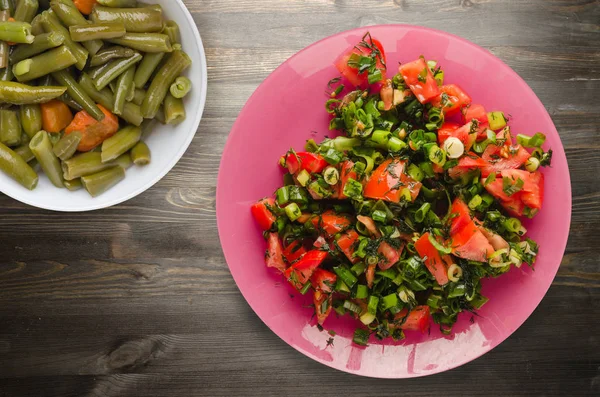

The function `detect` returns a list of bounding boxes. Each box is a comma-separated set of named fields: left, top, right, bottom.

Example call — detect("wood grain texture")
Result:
left=1, top=0, right=599, bottom=396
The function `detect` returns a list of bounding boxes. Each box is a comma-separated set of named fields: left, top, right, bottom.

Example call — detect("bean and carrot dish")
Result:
left=251, top=33, right=552, bottom=345
left=0, top=0, right=192, bottom=196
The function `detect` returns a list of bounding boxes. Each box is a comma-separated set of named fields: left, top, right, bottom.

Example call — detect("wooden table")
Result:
left=1, top=1, right=599, bottom=396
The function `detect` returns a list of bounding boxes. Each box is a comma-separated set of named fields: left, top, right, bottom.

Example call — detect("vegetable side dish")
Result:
left=251, top=33, right=552, bottom=345
left=0, top=0, right=192, bottom=196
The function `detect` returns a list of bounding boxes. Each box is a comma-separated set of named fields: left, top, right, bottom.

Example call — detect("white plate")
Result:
left=0, top=0, right=207, bottom=212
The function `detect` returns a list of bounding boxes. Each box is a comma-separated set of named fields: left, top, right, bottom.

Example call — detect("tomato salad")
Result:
left=250, top=33, right=552, bottom=345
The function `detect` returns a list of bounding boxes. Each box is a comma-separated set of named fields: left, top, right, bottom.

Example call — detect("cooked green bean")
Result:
left=172, top=43, right=181, bottom=51
left=101, top=124, right=140, bottom=162
left=0, top=66, right=13, bottom=81
left=0, top=109, right=22, bottom=146
left=29, top=12, right=44, bottom=34
left=113, top=64, right=134, bottom=115
left=10, top=31, right=65, bottom=63
left=37, top=73, right=53, bottom=86
left=126, top=75, right=135, bottom=100
left=154, top=104, right=164, bottom=123
left=0, top=0, right=15, bottom=14
left=51, top=68, right=104, bottom=121
left=62, top=150, right=130, bottom=180
left=163, top=93, right=184, bottom=125
left=92, top=52, right=141, bottom=90
left=78, top=72, right=143, bottom=126
left=58, top=92, right=83, bottom=111
left=29, top=129, right=63, bottom=187
left=13, top=45, right=78, bottom=82
left=130, top=140, right=149, bottom=165
left=14, top=0, right=39, bottom=23
left=107, top=33, right=171, bottom=53
left=40, top=10, right=89, bottom=70
left=0, top=141, right=38, bottom=189
left=0, top=10, right=9, bottom=69
left=0, top=21, right=35, bottom=43
left=52, top=129, right=80, bottom=160
left=19, top=103, right=42, bottom=138
left=98, top=0, right=137, bottom=7
left=133, top=51, right=163, bottom=88
left=141, top=50, right=190, bottom=118
left=169, top=76, right=191, bottom=98
left=87, top=60, right=112, bottom=80
left=0, top=81, right=66, bottom=104
left=81, top=165, right=125, bottom=196
left=14, top=143, right=35, bottom=162
left=49, top=0, right=103, bottom=56
left=131, top=87, right=144, bottom=105
left=162, top=20, right=179, bottom=44
left=63, top=177, right=81, bottom=190
left=69, top=22, right=125, bottom=41
left=48, top=131, right=61, bottom=146
left=89, top=45, right=136, bottom=67
left=90, top=6, right=163, bottom=33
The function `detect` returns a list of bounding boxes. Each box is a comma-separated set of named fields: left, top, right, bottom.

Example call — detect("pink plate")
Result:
left=216, top=25, right=571, bottom=378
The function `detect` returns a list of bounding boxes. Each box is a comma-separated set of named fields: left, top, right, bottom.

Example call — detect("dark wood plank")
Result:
left=1, top=0, right=599, bottom=396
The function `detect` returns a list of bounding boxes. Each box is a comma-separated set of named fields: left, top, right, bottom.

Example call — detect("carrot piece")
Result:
left=73, top=0, right=98, bottom=15
left=40, top=100, right=74, bottom=133
left=65, top=104, right=119, bottom=152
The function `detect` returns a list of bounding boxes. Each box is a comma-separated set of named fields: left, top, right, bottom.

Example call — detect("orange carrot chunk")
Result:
left=65, top=104, right=119, bottom=152
left=40, top=100, right=74, bottom=133
left=73, top=0, right=98, bottom=15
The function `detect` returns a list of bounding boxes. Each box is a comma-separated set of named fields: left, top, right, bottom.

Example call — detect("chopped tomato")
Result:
left=284, top=250, right=328, bottom=289
left=395, top=306, right=431, bottom=333
left=451, top=220, right=494, bottom=262
left=364, top=159, right=422, bottom=203
left=449, top=198, right=472, bottom=235
left=334, top=37, right=387, bottom=87
left=356, top=215, right=381, bottom=237
left=283, top=240, right=307, bottom=264
left=414, top=233, right=452, bottom=285
left=297, top=152, right=328, bottom=173
left=311, top=211, right=352, bottom=237
left=502, top=169, right=544, bottom=210
left=501, top=197, right=525, bottom=217
left=447, top=152, right=488, bottom=180
left=337, top=160, right=358, bottom=199
left=437, top=122, right=462, bottom=146
left=380, top=78, right=393, bottom=110
left=480, top=143, right=531, bottom=177
left=284, top=151, right=300, bottom=174
left=265, top=233, right=286, bottom=272
left=378, top=240, right=404, bottom=270
left=313, top=236, right=328, bottom=249
left=479, top=226, right=509, bottom=251
left=430, top=84, right=472, bottom=116
left=336, top=229, right=360, bottom=264
left=462, top=103, right=488, bottom=126
left=313, top=290, right=333, bottom=325
left=251, top=198, right=277, bottom=230
left=398, top=58, right=440, bottom=104
left=310, top=268, right=337, bottom=293
left=366, top=263, right=376, bottom=288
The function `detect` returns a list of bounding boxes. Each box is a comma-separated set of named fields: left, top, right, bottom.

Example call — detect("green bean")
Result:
left=97, top=0, right=137, bottom=7
left=107, top=33, right=171, bottom=53
left=87, top=60, right=111, bottom=80
left=113, top=64, right=134, bottom=115
left=169, top=76, right=191, bottom=99
left=126, top=75, right=135, bottom=101
left=78, top=72, right=143, bottom=126
left=0, top=109, right=22, bottom=146
left=154, top=104, right=164, bottom=123
left=90, top=6, right=163, bottom=33
left=0, top=0, right=14, bottom=15
left=51, top=68, right=104, bottom=121
left=172, top=43, right=181, bottom=51
left=40, top=10, right=89, bottom=70
left=62, top=151, right=130, bottom=179
left=162, top=20, right=179, bottom=44
left=0, top=21, right=34, bottom=43
left=14, top=143, right=34, bottom=162
left=52, top=130, right=80, bottom=160
left=0, top=66, right=12, bottom=81
left=48, top=131, right=61, bottom=146
left=131, top=87, right=144, bottom=105
left=63, top=177, right=81, bottom=190
left=89, top=45, right=135, bottom=67
left=163, top=93, right=184, bottom=125
left=0, top=10, right=9, bottom=69
left=14, top=0, right=39, bottom=23
left=133, top=51, right=163, bottom=88
left=19, top=103, right=42, bottom=138
left=92, top=52, right=141, bottom=90
left=29, top=12, right=44, bottom=34
left=130, top=140, right=149, bottom=165
left=13, top=45, right=77, bottom=82
left=11, top=32, right=66, bottom=64
left=0, top=81, right=66, bottom=104
left=142, top=50, right=190, bottom=119
left=108, top=79, right=116, bottom=93
left=101, top=124, right=140, bottom=162
left=69, top=22, right=126, bottom=41
left=81, top=165, right=124, bottom=196
left=0, top=141, right=38, bottom=189
left=58, top=92, right=82, bottom=112
left=29, top=129, right=63, bottom=187
left=49, top=0, right=103, bottom=56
